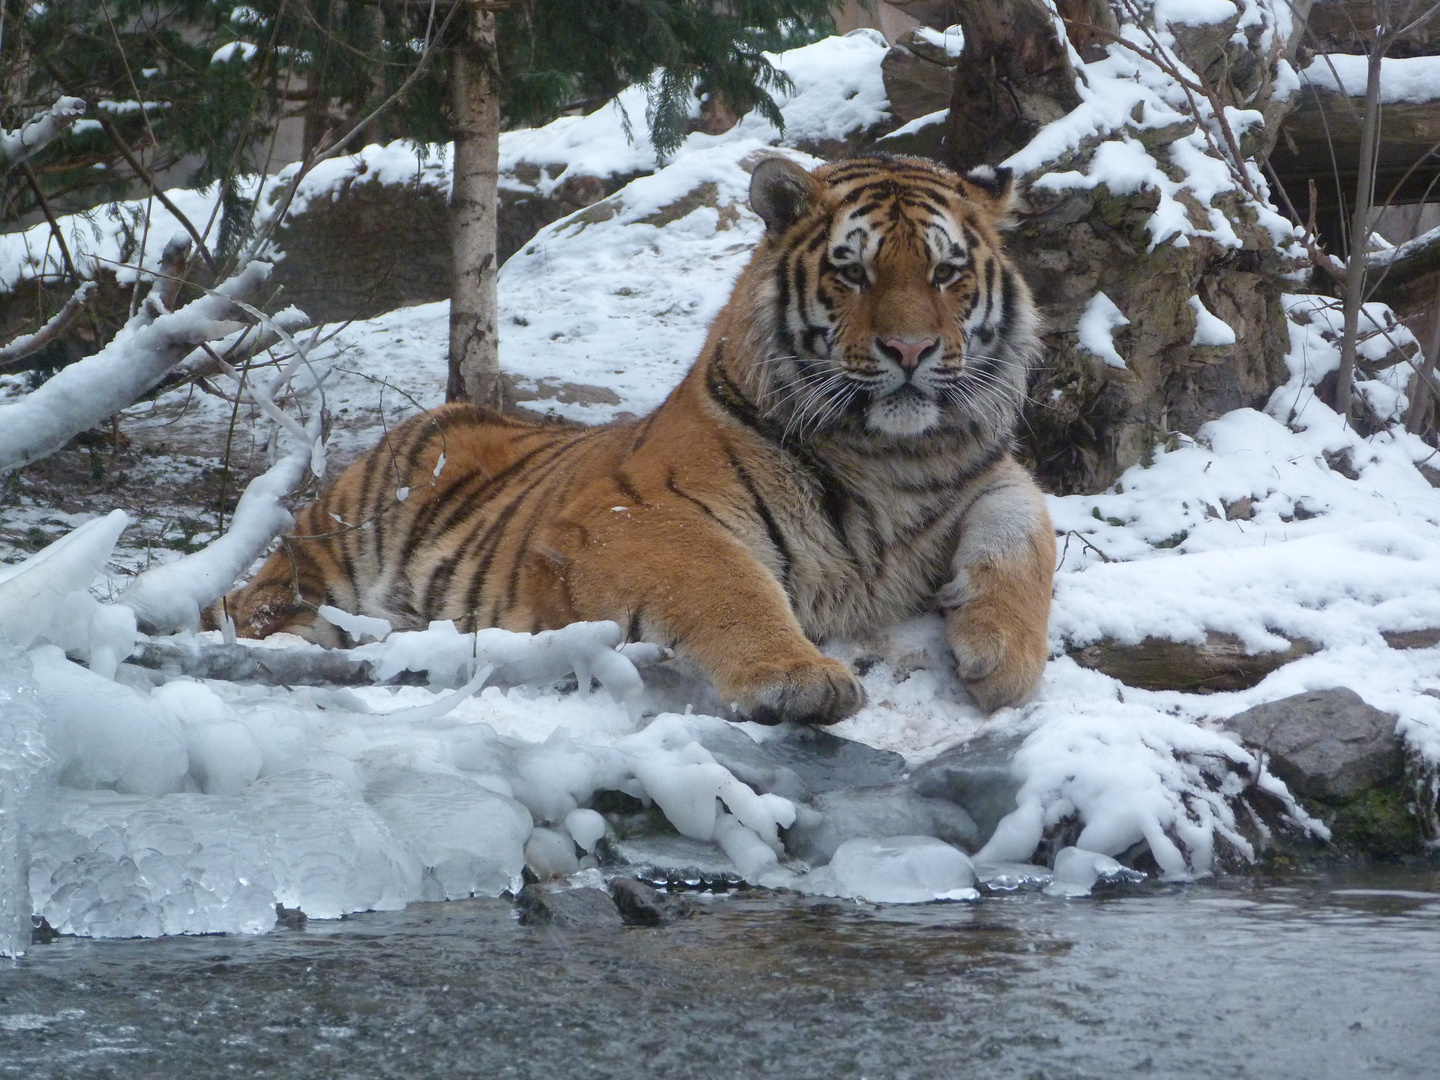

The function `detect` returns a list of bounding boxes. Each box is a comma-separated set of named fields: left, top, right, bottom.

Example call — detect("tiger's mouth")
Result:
left=864, top=383, right=942, bottom=436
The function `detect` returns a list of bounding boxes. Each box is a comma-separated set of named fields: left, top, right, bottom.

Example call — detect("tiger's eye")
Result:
left=837, top=263, right=867, bottom=286
left=933, top=263, right=960, bottom=286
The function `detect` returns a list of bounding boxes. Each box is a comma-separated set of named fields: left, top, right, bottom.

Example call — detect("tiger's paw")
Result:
left=736, top=657, right=866, bottom=727
left=942, top=568, right=1050, bottom=714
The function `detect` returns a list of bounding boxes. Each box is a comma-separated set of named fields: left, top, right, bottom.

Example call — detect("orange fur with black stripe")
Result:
left=217, top=155, right=1055, bottom=723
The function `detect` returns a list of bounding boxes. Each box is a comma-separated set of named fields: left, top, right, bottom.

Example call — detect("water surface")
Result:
left=3, top=867, right=1438, bottom=1079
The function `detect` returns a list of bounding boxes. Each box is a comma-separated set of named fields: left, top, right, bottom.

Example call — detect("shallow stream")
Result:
left=3, top=866, right=1439, bottom=1080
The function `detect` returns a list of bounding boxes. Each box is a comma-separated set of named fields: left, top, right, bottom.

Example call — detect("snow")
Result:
left=912, top=25, right=965, bottom=58
left=1077, top=291, right=1131, bottom=368
left=1153, top=0, right=1238, bottom=27
left=1301, top=54, right=1440, bottom=105
left=1189, top=294, right=1237, bottom=346
left=2, top=29, right=1440, bottom=949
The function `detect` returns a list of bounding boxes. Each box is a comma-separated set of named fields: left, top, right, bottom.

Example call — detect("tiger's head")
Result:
left=743, top=155, right=1038, bottom=443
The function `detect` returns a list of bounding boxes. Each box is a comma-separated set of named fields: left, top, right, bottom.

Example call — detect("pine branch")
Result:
left=0, top=96, right=86, bottom=167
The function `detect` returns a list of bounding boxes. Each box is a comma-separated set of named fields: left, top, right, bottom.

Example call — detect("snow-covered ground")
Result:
left=3, top=30, right=1440, bottom=952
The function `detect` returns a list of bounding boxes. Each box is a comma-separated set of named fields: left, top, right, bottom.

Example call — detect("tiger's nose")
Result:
left=878, top=336, right=938, bottom=372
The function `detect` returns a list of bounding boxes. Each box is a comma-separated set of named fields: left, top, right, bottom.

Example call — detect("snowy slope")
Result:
left=2, top=31, right=1440, bottom=949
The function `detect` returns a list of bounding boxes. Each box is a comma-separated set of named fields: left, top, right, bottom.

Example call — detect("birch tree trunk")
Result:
left=446, top=2, right=506, bottom=409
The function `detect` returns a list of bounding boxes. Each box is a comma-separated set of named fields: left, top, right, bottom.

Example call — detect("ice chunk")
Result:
left=357, top=620, right=647, bottom=713
left=30, top=790, right=280, bottom=938
left=713, top=813, right=781, bottom=883
left=0, top=640, right=51, bottom=957
left=246, top=770, right=419, bottom=918
left=28, top=766, right=428, bottom=937
left=364, top=769, right=530, bottom=900
left=621, top=715, right=796, bottom=850
left=0, top=510, right=136, bottom=673
left=525, top=826, right=581, bottom=880
left=1043, top=846, right=1146, bottom=897
left=317, top=604, right=393, bottom=644
left=564, top=808, right=607, bottom=853
left=30, top=646, right=189, bottom=796
left=183, top=721, right=264, bottom=796
left=796, top=836, right=978, bottom=903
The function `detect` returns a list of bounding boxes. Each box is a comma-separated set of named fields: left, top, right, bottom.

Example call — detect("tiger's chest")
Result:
left=757, top=447, right=984, bottom=639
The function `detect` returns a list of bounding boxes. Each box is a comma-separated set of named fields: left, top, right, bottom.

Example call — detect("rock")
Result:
left=1223, top=688, right=1403, bottom=801
left=908, top=729, right=1028, bottom=845
left=687, top=722, right=812, bottom=801
left=751, top=727, right=907, bottom=794
left=1068, top=632, right=1318, bottom=693
left=783, top=784, right=978, bottom=865
left=269, top=178, right=451, bottom=324
left=515, top=883, right=623, bottom=929
left=1382, top=628, right=1440, bottom=650
left=608, top=878, right=694, bottom=926
left=880, top=43, right=952, bottom=124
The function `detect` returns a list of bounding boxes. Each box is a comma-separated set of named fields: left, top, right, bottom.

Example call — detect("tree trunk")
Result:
left=446, top=3, right=507, bottom=409
left=944, top=0, right=1088, bottom=168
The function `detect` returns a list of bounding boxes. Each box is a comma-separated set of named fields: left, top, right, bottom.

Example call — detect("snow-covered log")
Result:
left=129, top=628, right=666, bottom=689
left=0, top=260, right=272, bottom=473
left=0, top=96, right=86, bottom=166
left=118, top=415, right=320, bottom=633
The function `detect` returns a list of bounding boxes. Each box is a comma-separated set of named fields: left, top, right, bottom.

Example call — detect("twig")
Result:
left=0, top=281, right=96, bottom=369
left=18, top=161, right=79, bottom=281
left=95, top=114, right=219, bottom=275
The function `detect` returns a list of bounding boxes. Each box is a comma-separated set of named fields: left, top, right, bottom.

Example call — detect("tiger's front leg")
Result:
left=939, top=459, right=1056, bottom=712
left=562, top=505, right=865, bottom=726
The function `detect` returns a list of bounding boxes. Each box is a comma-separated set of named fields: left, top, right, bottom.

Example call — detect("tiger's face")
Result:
left=747, top=156, right=1036, bottom=442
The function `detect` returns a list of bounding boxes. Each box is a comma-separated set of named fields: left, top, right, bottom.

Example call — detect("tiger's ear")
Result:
left=960, top=164, right=1016, bottom=217
left=750, top=157, right=821, bottom=235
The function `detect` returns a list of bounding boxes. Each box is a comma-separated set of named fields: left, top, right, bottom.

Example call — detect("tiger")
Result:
left=215, top=154, right=1056, bottom=724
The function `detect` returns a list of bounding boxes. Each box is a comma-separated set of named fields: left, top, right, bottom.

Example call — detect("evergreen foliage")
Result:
left=3, top=0, right=843, bottom=238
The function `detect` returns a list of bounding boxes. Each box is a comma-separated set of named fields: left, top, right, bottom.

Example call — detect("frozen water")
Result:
left=0, top=510, right=135, bottom=676
left=524, top=826, right=582, bottom=881
left=31, top=646, right=189, bottom=797
left=1043, top=847, right=1148, bottom=898
left=564, top=808, right=607, bottom=853
left=795, top=837, right=978, bottom=904
left=0, top=640, right=50, bottom=957
left=366, top=770, right=530, bottom=900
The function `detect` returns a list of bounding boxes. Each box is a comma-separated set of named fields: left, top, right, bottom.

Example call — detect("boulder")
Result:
left=1223, top=688, right=1403, bottom=801
left=608, top=878, right=694, bottom=926
left=880, top=33, right=955, bottom=125
left=907, top=728, right=1028, bottom=845
left=516, top=883, right=623, bottom=929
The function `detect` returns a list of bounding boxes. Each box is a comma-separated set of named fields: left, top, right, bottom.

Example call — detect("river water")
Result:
left=2, top=867, right=1438, bottom=1080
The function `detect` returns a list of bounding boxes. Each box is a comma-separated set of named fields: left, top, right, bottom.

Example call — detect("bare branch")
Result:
left=96, top=115, right=219, bottom=275
left=1335, top=38, right=1389, bottom=422
left=19, top=162, right=79, bottom=281
left=0, top=261, right=272, bottom=473
left=0, top=281, right=97, bottom=370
